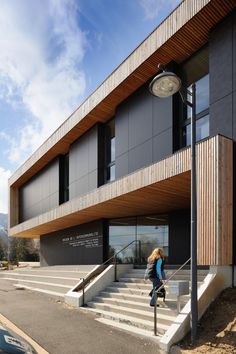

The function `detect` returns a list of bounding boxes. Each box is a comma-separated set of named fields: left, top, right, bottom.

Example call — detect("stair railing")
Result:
left=153, top=257, right=191, bottom=336
left=75, top=239, right=142, bottom=305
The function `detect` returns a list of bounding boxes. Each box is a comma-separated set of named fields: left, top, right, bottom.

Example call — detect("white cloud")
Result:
left=0, top=0, right=87, bottom=166
left=139, top=0, right=180, bottom=20
left=0, top=167, right=11, bottom=213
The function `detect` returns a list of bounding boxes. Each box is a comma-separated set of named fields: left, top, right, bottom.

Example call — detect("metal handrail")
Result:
left=76, top=239, right=142, bottom=305
left=153, top=257, right=191, bottom=336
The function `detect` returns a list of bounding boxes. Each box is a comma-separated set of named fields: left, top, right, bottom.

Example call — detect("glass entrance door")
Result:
left=137, top=215, right=168, bottom=264
left=109, top=214, right=168, bottom=264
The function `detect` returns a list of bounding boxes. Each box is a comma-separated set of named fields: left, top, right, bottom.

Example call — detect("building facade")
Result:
left=9, top=0, right=236, bottom=270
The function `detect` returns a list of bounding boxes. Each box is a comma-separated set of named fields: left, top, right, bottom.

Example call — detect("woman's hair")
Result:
left=147, top=247, right=164, bottom=262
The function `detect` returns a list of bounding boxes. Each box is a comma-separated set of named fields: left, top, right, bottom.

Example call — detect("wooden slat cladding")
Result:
left=9, top=0, right=236, bottom=188
left=197, top=136, right=233, bottom=265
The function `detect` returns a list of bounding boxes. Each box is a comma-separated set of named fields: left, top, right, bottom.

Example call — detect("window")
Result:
left=104, top=119, right=115, bottom=183
left=109, top=214, right=169, bottom=264
left=59, top=153, right=69, bottom=204
left=182, top=74, right=209, bottom=146
left=180, top=46, right=209, bottom=147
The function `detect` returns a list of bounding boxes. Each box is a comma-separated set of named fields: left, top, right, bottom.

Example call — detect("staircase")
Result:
left=82, top=267, right=209, bottom=338
left=0, top=265, right=95, bottom=298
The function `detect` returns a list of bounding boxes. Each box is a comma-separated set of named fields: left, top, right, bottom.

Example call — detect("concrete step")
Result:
left=86, top=301, right=174, bottom=325
left=0, top=273, right=80, bottom=286
left=92, top=296, right=176, bottom=316
left=96, top=317, right=158, bottom=341
left=5, top=278, right=71, bottom=294
left=1, top=270, right=89, bottom=278
left=120, top=274, right=206, bottom=282
left=14, top=284, right=65, bottom=298
left=105, top=286, right=190, bottom=303
left=110, top=281, right=151, bottom=290
left=82, top=307, right=168, bottom=334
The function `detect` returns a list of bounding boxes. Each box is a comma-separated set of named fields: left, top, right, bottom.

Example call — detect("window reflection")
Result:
left=184, top=115, right=209, bottom=146
left=109, top=215, right=168, bottom=264
left=187, top=75, right=209, bottom=119
left=137, top=216, right=168, bottom=264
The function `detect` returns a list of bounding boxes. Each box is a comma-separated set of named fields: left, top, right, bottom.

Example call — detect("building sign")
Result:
left=62, top=231, right=102, bottom=249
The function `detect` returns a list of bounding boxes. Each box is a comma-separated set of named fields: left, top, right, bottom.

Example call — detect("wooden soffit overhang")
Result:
left=9, top=0, right=236, bottom=188
left=9, top=144, right=192, bottom=237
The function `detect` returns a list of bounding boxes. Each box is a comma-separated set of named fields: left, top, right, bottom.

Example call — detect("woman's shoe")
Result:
left=150, top=304, right=159, bottom=307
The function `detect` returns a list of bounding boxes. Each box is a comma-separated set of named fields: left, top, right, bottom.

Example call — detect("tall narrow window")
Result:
left=59, top=153, right=69, bottom=204
left=182, top=74, right=209, bottom=146
left=180, top=46, right=209, bottom=147
left=104, top=119, right=115, bottom=183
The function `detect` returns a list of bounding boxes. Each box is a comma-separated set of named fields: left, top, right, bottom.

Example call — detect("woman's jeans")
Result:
left=149, top=277, right=161, bottom=306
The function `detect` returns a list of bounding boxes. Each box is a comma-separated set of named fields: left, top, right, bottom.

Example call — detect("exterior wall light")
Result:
left=149, top=65, right=182, bottom=97
left=149, top=63, right=198, bottom=341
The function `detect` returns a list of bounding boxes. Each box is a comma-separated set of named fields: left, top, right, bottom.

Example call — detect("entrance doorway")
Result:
left=109, top=215, right=168, bottom=263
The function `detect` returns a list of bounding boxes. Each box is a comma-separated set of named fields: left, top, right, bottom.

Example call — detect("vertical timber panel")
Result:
left=217, top=136, right=233, bottom=265
left=197, top=136, right=233, bottom=265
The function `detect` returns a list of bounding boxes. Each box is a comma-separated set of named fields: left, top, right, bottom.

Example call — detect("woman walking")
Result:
left=144, top=248, right=166, bottom=306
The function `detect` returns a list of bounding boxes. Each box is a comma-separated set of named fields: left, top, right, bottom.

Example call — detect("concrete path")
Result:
left=0, top=280, right=163, bottom=354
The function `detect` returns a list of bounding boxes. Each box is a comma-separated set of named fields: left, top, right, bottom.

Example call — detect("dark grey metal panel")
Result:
left=168, top=209, right=190, bottom=264
left=116, top=105, right=129, bottom=157
left=210, top=94, right=233, bottom=138
left=88, top=170, right=97, bottom=191
left=128, top=88, right=153, bottom=150
left=40, top=220, right=104, bottom=266
left=69, top=125, right=98, bottom=199
left=128, top=139, right=153, bottom=174
left=19, top=158, right=59, bottom=222
left=233, top=12, right=236, bottom=93
left=116, top=153, right=129, bottom=179
left=89, top=128, right=98, bottom=172
left=153, top=96, right=172, bottom=136
left=153, top=129, right=172, bottom=163
left=234, top=92, right=236, bottom=139
left=115, top=83, right=173, bottom=179
left=210, top=16, right=233, bottom=104
left=70, top=177, right=89, bottom=198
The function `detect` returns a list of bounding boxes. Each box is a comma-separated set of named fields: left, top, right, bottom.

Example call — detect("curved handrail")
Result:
left=153, top=257, right=191, bottom=336
left=75, top=239, right=142, bottom=305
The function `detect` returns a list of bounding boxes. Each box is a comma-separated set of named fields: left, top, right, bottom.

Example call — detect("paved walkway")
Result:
left=0, top=280, right=162, bottom=354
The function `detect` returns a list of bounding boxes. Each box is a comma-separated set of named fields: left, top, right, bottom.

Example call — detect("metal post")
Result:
left=82, top=278, right=85, bottom=306
left=114, top=255, right=118, bottom=282
left=154, top=290, right=157, bottom=336
left=138, top=240, right=141, bottom=265
left=190, top=83, right=198, bottom=340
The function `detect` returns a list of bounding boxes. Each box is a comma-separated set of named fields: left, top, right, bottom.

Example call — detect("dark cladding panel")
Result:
left=69, top=125, right=98, bottom=199
left=115, top=82, right=173, bottom=179
left=234, top=12, right=236, bottom=92
left=210, top=94, right=233, bottom=138
left=116, top=153, right=129, bottom=179
left=40, top=220, right=104, bottom=266
left=116, top=105, right=129, bottom=157
left=19, top=158, right=59, bottom=222
left=128, top=88, right=153, bottom=150
left=152, top=96, right=172, bottom=136
left=168, top=209, right=190, bottom=264
left=153, top=129, right=172, bottom=163
left=209, top=13, right=234, bottom=139
left=128, top=139, right=153, bottom=174
left=210, top=16, right=233, bottom=104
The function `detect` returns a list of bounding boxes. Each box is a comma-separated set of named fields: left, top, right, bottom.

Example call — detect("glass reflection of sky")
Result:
left=186, top=115, right=209, bottom=146
left=187, top=74, right=209, bottom=118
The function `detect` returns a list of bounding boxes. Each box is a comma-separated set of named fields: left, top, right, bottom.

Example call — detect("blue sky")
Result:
left=0, top=0, right=181, bottom=213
